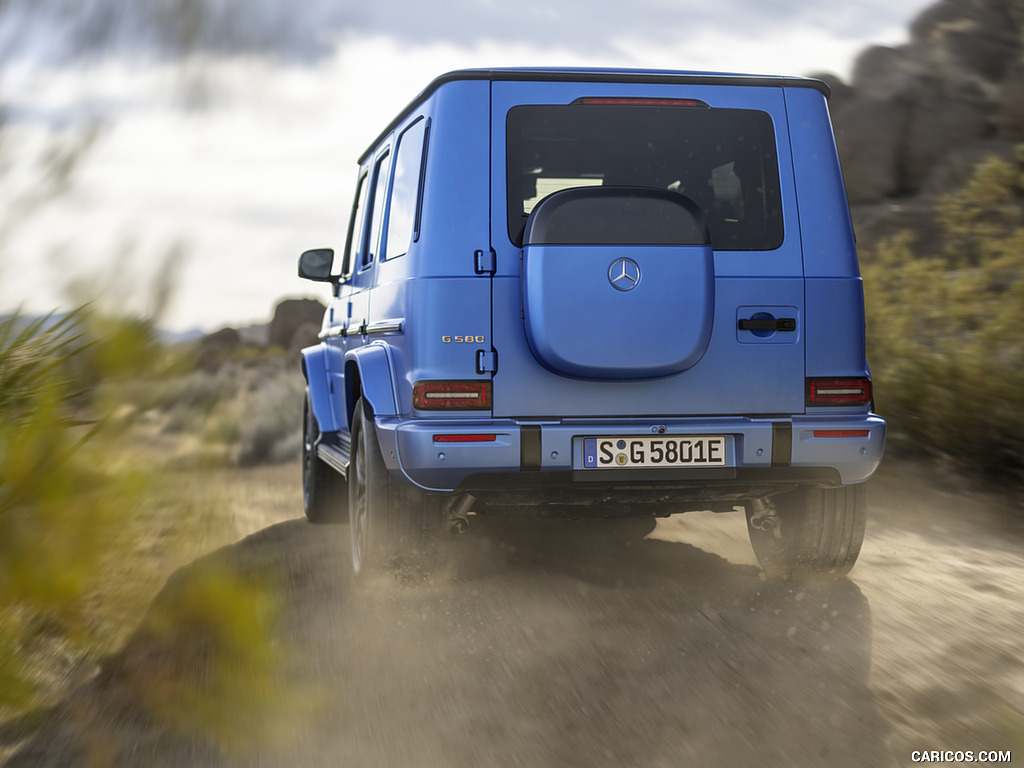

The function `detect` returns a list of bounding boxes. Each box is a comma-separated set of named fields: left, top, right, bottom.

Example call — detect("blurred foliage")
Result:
left=0, top=308, right=143, bottom=709
left=0, top=306, right=289, bottom=755
left=122, top=350, right=304, bottom=468
left=862, top=146, right=1024, bottom=483
left=0, top=44, right=295, bottom=754
left=113, top=559, right=293, bottom=754
left=0, top=0, right=341, bottom=65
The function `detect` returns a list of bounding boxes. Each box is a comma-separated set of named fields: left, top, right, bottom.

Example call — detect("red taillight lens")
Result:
left=812, top=430, right=870, bottom=438
left=574, top=97, right=708, bottom=108
left=806, top=378, right=873, bottom=407
left=432, top=434, right=497, bottom=443
left=413, top=381, right=492, bottom=410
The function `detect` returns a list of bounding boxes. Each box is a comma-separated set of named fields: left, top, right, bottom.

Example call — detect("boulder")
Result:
left=995, top=59, right=1024, bottom=141
left=834, top=0, right=1024, bottom=248
left=288, top=321, right=321, bottom=357
left=196, top=326, right=241, bottom=371
left=901, top=72, right=995, bottom=193
left=909, top=0, right=1023, bottom=81
left=833, top=96, right=911, bottom=202
left=850, top=45, right=921, bottom=99
left=919, top=138, right=1019, bottom=195
left=268, top=298, right=325, bottom=350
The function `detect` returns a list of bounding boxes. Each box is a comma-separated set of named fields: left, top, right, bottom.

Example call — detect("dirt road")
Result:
left=4, top=458, right=1023, bottom=767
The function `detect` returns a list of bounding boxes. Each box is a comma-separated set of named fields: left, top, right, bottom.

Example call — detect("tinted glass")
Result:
left=385, top=117, right=429, bottom=260
left=340, top=173, right=368, bottom=278
left=507, top=104, right=783, bottom=250
left=364, top=151, right=392, bottom=268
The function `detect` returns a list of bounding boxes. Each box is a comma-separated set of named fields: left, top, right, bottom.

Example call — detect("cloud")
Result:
left=0, top=0, right=940, bottom=331
left=0, top=0, right=936, bottom=66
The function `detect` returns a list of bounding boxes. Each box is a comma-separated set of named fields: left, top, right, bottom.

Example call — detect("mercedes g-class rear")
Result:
left=297, top=68, right=886, bottom=580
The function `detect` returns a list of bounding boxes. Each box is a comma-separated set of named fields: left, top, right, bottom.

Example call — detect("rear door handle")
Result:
left=738, top=318, right=796, bottom=332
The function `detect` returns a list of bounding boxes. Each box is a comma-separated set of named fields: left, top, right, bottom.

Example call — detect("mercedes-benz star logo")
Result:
left=608, top=258, right=641, bottom=291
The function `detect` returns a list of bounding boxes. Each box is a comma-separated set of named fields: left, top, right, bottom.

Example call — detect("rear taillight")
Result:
left=412, top=380, right=492, bottom=410
left=812, top=430, right=870, bottom=438
left=806, top=377, right=873, bottom=407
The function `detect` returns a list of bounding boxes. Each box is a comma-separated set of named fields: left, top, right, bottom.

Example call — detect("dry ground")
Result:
left=3, top=457, right=1023, bottom=767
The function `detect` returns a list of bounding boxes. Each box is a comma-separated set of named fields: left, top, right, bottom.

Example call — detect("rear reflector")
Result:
left=812, top=430, right=870, bottom=438
left=806, top=377, right=873, bottom=407
left=574, top=97, right=708, bottom=108
left=433, top=434, right=497, bottom=443
left=413, top=380, right=492, bottom=410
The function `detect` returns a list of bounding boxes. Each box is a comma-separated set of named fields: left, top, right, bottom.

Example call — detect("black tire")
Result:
left=348, top=398, right=443, bottom=580
left=302, top=387, right=348, bottom=523
left=746, top=484, right=867, bottom=579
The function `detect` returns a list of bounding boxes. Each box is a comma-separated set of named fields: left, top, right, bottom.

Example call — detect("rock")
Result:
left=919, top=139, right=1018, bottom=195
left=995, top=59, right=1024, bottom=141
left=901, top=72, right=995, bottom=193
left=237, top=322, right=269, bottom=347
left=833, top=97, right=911, bottom=202
left=909, top=0, right=1023, bottom=81
left=197, top=326, right=240, bottom=370
left=288, top=321, right=321, bottom=357
left=850, top=45, right=921, bottom=99
left=268, top=298, right=325, bottom=350
left=835, top=0, right=1023, bottom=208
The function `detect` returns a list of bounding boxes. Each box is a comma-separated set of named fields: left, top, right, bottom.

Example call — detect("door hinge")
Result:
left=476, top=349, right=498, bottom=374
left=474, top=248, right=496, bottom=275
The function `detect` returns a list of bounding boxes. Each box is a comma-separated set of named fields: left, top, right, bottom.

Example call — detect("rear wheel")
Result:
left=348, top=398, right=443, bottom=580
left=302, top=387, right=348, bottom=523
left=746, top=484, right=867, bottom=579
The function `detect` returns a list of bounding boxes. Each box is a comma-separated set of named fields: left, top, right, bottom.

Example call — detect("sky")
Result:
left=0, top=0, right=939, bottom=332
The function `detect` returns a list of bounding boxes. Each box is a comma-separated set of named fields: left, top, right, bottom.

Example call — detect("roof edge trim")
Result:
left=357, top=68, right=829, bottom=164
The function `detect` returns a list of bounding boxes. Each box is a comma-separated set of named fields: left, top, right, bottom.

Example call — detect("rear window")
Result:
left=506, top=103, right=783, bottom=251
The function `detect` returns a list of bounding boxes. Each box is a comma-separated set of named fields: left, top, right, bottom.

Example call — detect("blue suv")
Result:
left=297, top=68, right=886, bottom=580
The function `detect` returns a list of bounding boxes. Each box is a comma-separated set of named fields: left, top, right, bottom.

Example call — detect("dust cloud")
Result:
left=4, top=459, right=1022, bottom=767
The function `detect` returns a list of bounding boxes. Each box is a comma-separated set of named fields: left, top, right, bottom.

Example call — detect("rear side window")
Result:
left=506, top=103, right=783, bottom=251
left=385, top=117, right=430, bottom=260
left=364, top=151, right=392, bottom=269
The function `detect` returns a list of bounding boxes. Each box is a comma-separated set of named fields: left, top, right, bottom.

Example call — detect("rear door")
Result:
left=324, top=148, right=391, bottom=429
left=488, top=77, right=806, bottom=419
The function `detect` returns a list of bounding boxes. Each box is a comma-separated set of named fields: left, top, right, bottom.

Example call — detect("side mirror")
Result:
left=297, top=248, right=336, bottom=282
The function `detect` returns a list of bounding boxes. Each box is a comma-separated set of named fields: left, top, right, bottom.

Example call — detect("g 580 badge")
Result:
left=442, top=335, right=486, bottom=343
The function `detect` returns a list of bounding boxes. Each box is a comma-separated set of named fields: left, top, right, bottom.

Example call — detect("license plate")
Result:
left=582, top=436, right=728, bottom=469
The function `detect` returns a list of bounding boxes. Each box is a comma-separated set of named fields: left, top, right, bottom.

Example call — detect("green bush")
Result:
left=862, top=148, right=1024, bottom=482
left=0, top=308, right=289, bottom=755
left=0, top=310, right=142, bottom=708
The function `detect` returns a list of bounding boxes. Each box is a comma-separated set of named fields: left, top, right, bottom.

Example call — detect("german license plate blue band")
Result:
left=582, top=435, right=728, bottom=469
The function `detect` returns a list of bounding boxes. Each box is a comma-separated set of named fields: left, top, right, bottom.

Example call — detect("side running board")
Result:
left=316, top=434, right=351, bottom=479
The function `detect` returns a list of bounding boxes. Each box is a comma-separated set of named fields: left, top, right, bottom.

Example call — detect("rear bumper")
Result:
left=374, top=413, right=886, bottom=492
